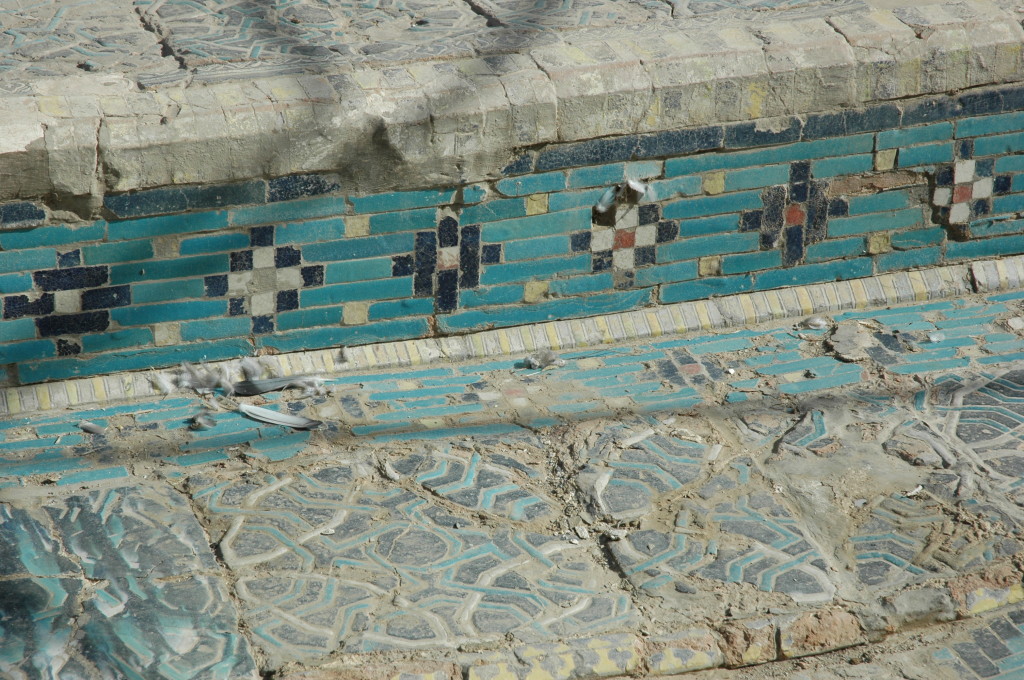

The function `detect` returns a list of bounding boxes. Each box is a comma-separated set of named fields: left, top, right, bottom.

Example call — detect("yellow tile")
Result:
left=524, top=281, right=548, bottom=303
left=703, top=172, right=725, bottom=195
left=695, top=303, right=712, bottom=330
left=909, top=271, right=928, bottom=299
left=526, top=194, right=549, bottom=216
left=92, top=377, right=107, bottom=402
left=497, top=330, right=512, bottom=355
left=66, top=381, right=79, bottom=404
left=35, top=385, right=52, bottom=411
left=646, top=311, right=663, bottom=336
left=796, top=287, right=814, bottom=314
left=6, top=389, right=21, bottom=415
left=739, top=295, right=757, bottom=324
left=849, top=279, right=868, bottom=307
left=545, top=323, right=560, bottom=348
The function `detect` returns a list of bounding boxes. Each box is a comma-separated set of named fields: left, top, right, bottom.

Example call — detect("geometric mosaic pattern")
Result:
left=187, top=467, right=635, bottom=664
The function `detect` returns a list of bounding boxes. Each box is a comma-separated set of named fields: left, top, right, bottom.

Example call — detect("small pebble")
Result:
left=927, top=331, right=945, bottom=343
left=803, top=315, right=829, bottom=330
left=320, top=528, right=335, bottom=535
left=1008, top=317, right=1024, bottom=330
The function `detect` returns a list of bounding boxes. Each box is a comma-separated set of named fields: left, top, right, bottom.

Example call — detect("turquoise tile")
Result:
left=110, top=254, right=228, bottom=284
left=805, top=237, right=865, bottom=263
left=567, top=163, right=627, bottom=188
left=755, top=355, right=848, bottom=376
left=371, top=423, right=525, bottom=442
left=180, top=232, right=249, bottom=255
left=778, top=370, right=862, bottom=394
left=254, top=318, right=430, bottom=353
left=112, top=300, right=226, bottom=326
left=481, top=209, right=590, bottom=243
left=664, top=134, right=875, bottom=176
left=0, top=247, right=54, bottom=274
left=496, top=171, right=566, bottom=196
left=549, top=273, right=613, bottom=295
left=993, top=194, right=1024, bottom=214
left=81, top=239, right=154, bottom=265
left=947, top=233, right=1024, bottom=260
left=0, top=339, right=54, bottom=364
left=81, top=328, right=154, bottom=353
left=876, top=246, right=941, bottom=272
left=721, top=249, right=782, bottom=274
left=677, top=214, right=740, bottom=237
left=439, top=288, right=650, bottom=333
left=168, top=450, right=231, bottom=466
left=812, top=154, right=874, bottom=177
left=635, top=260, right=699, bottom=287
left=22, top=339, right=253, bottom=383
left=972, top=218, right=1024, bottom=238
left=659, top=274, right=754, bottom=303
left=368, top=298, right=434, bottom=320
left=898, top=142, right=954, bottom=167
left=724, top=164, right=790, bottom=191
left=463, top=184, right=487, bottom=204
left=1013, top=174, right=1024, bottom=192
left=754, top=257, right=873, bottom=289
left=890, top=357, right=970, bottom=374
left=995, top=155, right=1024, bottom=173
left=480, top=254, right=590, bottom=285
left=974, top=131, right=1024, bottom=157
left=324, top=257, right=394, bottom=283
left=828, top=207, right=922, bottom=237
left=957, top=111, right=1024, bottom=138
left=229, top=196, right=348, bottom=227
left=369, top=386, right=459, bottom=400
left=0, top=318, right=35, bottom=341
left=302, top=233, right=414, bottom=262
left=0, top=459, right=83, bottom=478
left=57, top=466, right=129, bottom=486
left=684, top=336, right=753, bottom=354
left=108, top=210, right=229, bottom=240
left=877, top=122, right=952, bottom=149
left=662, top=190, right=762, bottom=219
left=848, top=190, right=910, bottom=215
left=301, top=276, right=411, bottom=306
left=133, top=278, right=205, bottom=303
left=351, top=188, right=456, bottom=214
left=658, top=231, right=760, bottom=262
left=891, top=227, right=945, bottom=249
left=459, top=198, right=527, bottom=224
left=459, top=285, right=524, bottom=307
left=276, top=306, right=343, bottom=331
left=0, top=222, right=105, bottom=250
left=276, top=217, right=345, bottom=244
left=503, top=235, right=569, bottom=261
left=181, top=317, right=251, bottom=341
left=0, top=273, right=32, bottom=294
left=646, top=175, right=702, bottom=200
left=368, top=207, right=437, bottom=234
left=548, top=189, right=606, bottom=212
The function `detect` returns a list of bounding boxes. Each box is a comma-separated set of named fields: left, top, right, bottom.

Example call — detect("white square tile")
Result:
left=613, top=248, right=634, bottom=269
left=437, top=246, right=460, bottom=269
left=954, top=160, right=976, bottom=184
left=228, top=272, right=252, bottom=295
left=253, top=246, right=275, bottom=269
left=251, top=292, right=275, bottom=316
left=54, top=290, right=81, bottom=314
left=276, top=267, right=302, bottom=289
left=949, top=202, right=971, bottom=224
left=973, top=177, right=994, bottom=199
left=933, top=187, right=952, bottom=206
left=591, top=228, right=614, bottom=251
left=635, top=223, right=657, bottom=246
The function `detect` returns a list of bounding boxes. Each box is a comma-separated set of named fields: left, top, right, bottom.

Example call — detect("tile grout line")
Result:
left=5, top=256, right=1017, bottom=417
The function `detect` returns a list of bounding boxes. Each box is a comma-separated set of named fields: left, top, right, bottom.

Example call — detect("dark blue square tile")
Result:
left=994, top=175, right=1012, bottom=194
left=250, top=225, right=274, bottom=247
left=571, top=231, right=592, bottom=252
left=656, top=220, right=679, bottom=242
left=276, top=289, right=298, bottom=311
left=56, top=339, right=81, bottom=356
left=635, top=245, right=656, bottom=266
left=81, top=285, right=131, bottom=310
left=438, top=216, right=459, bottom=247
left=205, top=275, right=228, bottom=297
left=638, top=204, right=660, bottom=225
left=229, top=297, right=246, bottom=316
left=275, top=246, right=301, bottom=268
left=252, top=315, right=274, bottom=334
left=481, top=244, right=502, bottom=264
left=956, top=139, right=974, bottom=159
left=230, top=250, right=253, bottom=272
left=592, top=250, right=612, bottom=272
left=975, top=158, right=994, bottom=178
left=935, top=166, right=954, bottom=186
left=392, top=255, right=414, bottom=277
left=58, top=250, right=81, bottom=268
left=739, top=211, right=762, bottom=232
left=790, top=161, right=811, bottom=185
left=827, top=199, right=849, bottom=217
left=971, top=198, right=992, bottom=217
left=789, top=182, right=808, bottom=202
left=301, top=265, right=324, bottom=287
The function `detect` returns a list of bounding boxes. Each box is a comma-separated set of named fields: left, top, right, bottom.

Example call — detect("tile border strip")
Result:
left=3, top=257, right=1002, bottom=416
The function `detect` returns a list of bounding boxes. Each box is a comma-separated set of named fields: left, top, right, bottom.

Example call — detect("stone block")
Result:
left=282, top=662, right=461, bottom=680
left=778, top=609, right=863, bottom=659
left=718, top=618, right=777, bottom=667
left=883, top=587, right=957, bottom=629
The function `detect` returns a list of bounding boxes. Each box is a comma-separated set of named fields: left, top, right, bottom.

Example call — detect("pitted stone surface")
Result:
left=0, top=486, right=257, bottom=680
left=186, top=468, right=635, bottom=664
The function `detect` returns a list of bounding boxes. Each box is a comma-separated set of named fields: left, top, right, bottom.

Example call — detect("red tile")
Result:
left=613, top=229, right=636, bottom=249
left=953, top=184, right=973, bottom=203
left=785, top=203, right=805, bottom=226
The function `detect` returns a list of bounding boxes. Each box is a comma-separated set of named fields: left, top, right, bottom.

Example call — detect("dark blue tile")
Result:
left=827, top=198, right=849, bottom=217
left=36, top=311, right=109, bottom=336
left=276, top=289, right=299, bottom=312
left=790, top=161, right=811, bottom=184
left=252, top=315, right=274, bottom=334
left=802, top=112, right=845, bottom=140
left=761, top=185, right=786, bottom=245
left=250, top=225, right=274, bottom=247
left=229, top=298, right=246, bottom=316
left=592, top=250, right=612, bottom=272
left=436, top=269, right=458, bottom=312
left=275, top=246, right=301, bottom=268
left=3, top=293, right=54, bottom=319
left=105, top=181, right=265, bottom=218
left=571, top=231, right=592, bottom=252
left=190, top=181, right=267, bottom=212
left=391, top=255, right=414, bottom=277
left=956, top=138, right=974, bottom=159
left=972, top=629, right=1012, bottom=660
left=635, top=245, right=656, bottom=266
left=656, top=220, right=679, bottom=242
left=806, top=181, right=830, bottom=244
left=740, top=211, right=762, bottom=233
left=1000, top=84, right=1024, bottom=112
left=614, top=270, right=635, bottom=289
left=481, top=244, right=501, bottom=264
left=302, top=264, right=324, bottom=287
left=58, top=250, right=81, bottom=268
left=783, top=224, right=804, bottom=266
left=56, top=339, right=81, bottom=356
left=0, top=201, right=46, bottom=226
left=952, top=643, right=999, bottom=677
left=268, top=174, right=339, bottom=202
left=33, top=266, right=107, bottom=291
left=230, top=250, right=253, bottom=271
left=537, top=136, right=638, bottom=171
left=903, top=96, right=960, bottom=126
left=935, top=166, right=954, bottom=186
left=635, top=126, right=722, bottom=159
left=638, top=204, right=660, bottom=225
left=205, top=275, right=228, bottom=297
left=502, top=153, right=534, bottom=176
left=995, top=175, right=1012, bottom=194
left=958, top=89, right=1004, bottom=116
left=972, top=198, right=992, bottom=217
left=845, top=104, right=901, bottom=133
left=459, top=224, right=480, bottom=289
left=789, top=182, right=808, bottom=202
left=725, top=117, right=801, bottom=148
left=975, top=158, right=994, bottom=177
left=81, top=285, right=131, bottom=310
left=414, top=231, right=436, bottom=297
left=438, top=216, right=459, bottom=247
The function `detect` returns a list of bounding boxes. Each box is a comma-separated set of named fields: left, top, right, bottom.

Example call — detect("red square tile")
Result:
left=785, top=203, right=806, bottom=226
left=952, top=184, right=973, bottom=203
left=613, top=229, right=636, bottom=249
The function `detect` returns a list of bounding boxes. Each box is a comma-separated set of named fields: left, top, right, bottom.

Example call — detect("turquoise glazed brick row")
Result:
left=7, top=83, right=1024, bottom=384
